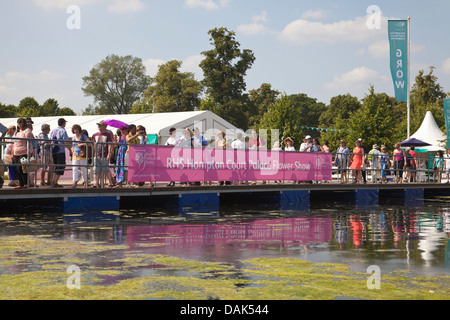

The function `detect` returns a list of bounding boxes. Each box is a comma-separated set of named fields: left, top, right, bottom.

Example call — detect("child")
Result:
left=379, top=147, right=390, bottom=184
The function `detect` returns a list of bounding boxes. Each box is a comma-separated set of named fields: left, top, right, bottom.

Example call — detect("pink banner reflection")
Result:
left=126, top=217, right=332, bottom=249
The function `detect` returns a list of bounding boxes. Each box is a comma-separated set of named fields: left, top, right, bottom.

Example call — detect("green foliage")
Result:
left=82, top=54, right=150, bottom=115
left=40, top=98, right=60, bottom=116
left=200, top=27, right=256, bottom=129
left=248, top=83, right=280, bottom=128
left=0, top=103, right=18, bottom=118
left=131, top=60, right=201, bottom=114
left=56, top=107, right=76, bottom=116
left=409, top=67, right=448, bottom=133
left=319, top=94, right=361, bottom=128
left=257, top=93, right=326, bottom=150
left=17, top=97, right=40, bottom=117
left=346, top=86, right=400, bottom=152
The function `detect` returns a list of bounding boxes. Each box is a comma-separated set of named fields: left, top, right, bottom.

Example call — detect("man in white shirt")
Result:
left=300, top=135, right=313, bottom=152
left=231, top=132, right=245, bottom=149
left=165, top=127, right=180, bottom=146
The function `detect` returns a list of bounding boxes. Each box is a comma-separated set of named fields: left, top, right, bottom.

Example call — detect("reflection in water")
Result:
left=0, top=203, right=450, bottom=277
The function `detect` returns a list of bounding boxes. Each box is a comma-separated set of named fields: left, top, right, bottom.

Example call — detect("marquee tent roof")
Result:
left=0, top=111, right=238, bottom=144
left=410, top=111, right=446, bottom=152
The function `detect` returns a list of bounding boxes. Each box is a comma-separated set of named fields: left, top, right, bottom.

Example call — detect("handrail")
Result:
left=0, top=136, right=445, bottom=187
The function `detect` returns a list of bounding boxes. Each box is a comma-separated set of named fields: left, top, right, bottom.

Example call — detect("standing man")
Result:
left=38, top=124, right=52, bottom=186
left=300, top=135, right=313, bottom=152
left=92, top=121, right=114, bottom=188
left=49, top=118, right=69, bottom=188
left=368, top=144, right=381, bottom=183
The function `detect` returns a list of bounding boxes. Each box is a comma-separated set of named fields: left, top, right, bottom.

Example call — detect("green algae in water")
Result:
left=1, top=235, right=450, bottom=300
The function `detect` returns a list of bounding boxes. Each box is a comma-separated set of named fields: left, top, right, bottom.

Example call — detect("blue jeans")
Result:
left=380, top=162, right=387, bottom=178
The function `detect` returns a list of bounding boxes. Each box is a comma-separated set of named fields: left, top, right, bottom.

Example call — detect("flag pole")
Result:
left=407, top=17, right=411, bottom=138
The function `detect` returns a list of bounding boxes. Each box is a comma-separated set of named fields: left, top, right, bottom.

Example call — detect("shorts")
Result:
left=94, top=157, right=110, bottom=174
left=52, top=153, right=66, bottom=176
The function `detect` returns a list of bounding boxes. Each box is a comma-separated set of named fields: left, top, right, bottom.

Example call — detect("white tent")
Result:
left=410, top=111, right=446, bottom=152
left=0, top=111, right=238, bottom=145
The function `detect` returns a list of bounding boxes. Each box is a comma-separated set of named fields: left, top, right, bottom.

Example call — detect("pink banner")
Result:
left=128, top=145, right=332, bottom=183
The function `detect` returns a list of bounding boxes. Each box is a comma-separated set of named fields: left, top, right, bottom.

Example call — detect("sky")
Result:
left=0, top=0, right=449, bottom=115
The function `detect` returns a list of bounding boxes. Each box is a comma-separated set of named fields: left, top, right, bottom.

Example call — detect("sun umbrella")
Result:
left=400, top=137, right=431, bottom=147
left=103, top=119, right=129, bottom=129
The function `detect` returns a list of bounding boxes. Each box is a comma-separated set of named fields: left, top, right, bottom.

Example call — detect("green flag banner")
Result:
left=444, top=99, right=450, bottom=148
left=388, top=20, right=408, bottom=102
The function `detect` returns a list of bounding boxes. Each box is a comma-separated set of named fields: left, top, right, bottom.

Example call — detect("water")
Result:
left=0, top=197, right=449, bottom=299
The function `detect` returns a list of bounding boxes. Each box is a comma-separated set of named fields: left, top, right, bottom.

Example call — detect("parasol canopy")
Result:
left=103, top=119, right=129, bottom=129
left=400, top=137, right=431, bottom=147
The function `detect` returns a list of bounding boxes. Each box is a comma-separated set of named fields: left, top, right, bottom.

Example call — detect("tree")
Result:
left=319, top=94, right=361, bottom=128
left=257, top=93, right=326, bottom=150
left=345, top=86, right=400, bottom=152
left=409, top=67, right=448, bottom=133
left=0, top=103, right=17, bottom=118
left=131, top=60, right=201, bottom=114
left=199, top=27, right=256, bottom=129
left=40, top=98, right=60, bottom=116
left=248, top=83, right=280, bottom=128
left=82, top=54, right=150, bottom=115
left=17, top=97, right=40, bottom=117
left=57, top=107, right=76, bottom=116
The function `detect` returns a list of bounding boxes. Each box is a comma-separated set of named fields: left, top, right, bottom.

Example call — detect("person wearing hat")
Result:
left=284, top=137, right=295, bottom=152
left=49, top=118, right=69, bottom=188
left=92, top=120, right=114, bottom=188
left=300, top=135, right=313, bottom=152
left=368, top=144, right=381, bottom=183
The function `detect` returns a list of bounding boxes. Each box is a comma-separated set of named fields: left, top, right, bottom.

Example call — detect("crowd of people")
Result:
left=0, top=117, right=151, bottom=189
left=1, top=120, right=450, bottom=189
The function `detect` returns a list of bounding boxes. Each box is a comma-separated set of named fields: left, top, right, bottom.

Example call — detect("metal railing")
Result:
left=0, top=136, right=446, bottom=188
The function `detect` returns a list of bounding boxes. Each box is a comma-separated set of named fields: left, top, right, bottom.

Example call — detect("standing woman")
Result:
left=393, top=143, right=405, bottom=184
left=12, top=118, right=34, bottom=189
left=71, top=125, right=90, bottom=188
left=334, top=140, right=350, bottom=184
left=444, top=148, right=450, bottom=183
left=349, top=139, right=364, bottom=184
left=115, top=127, right=129, bottom=188
left=433, top=150, right=444, bottom=183
left=312, top=138, right=323, bottom=152
left=3, top=125, right=19, bottom=187
left=379, top=146, right=390, bottom=184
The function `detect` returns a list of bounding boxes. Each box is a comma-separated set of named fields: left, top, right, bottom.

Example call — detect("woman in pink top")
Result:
left=12, top=118, right=35, bottom=189
left=393, top=143, right=405, bottom=184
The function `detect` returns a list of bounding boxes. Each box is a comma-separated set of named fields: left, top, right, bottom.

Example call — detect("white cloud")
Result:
left=32, top=0, right=145, bottom=13
left=367, top=40, right=389, bottom=59
left=252, top=11, right=268, bottom=23
left=180, top=55, right=203, bottom=78
left=325, top=66, right=389, bottom=92
left=237, top=11, right=275, bottom=36
left=1, top=70, right=66, bottom=82
left=107, top=0, right=145, bottom=13
left=143, top=56, right=203, bottom=79
left=237, top=23, right=272, bottom=36
left=443, top=58, right=450, bottom=75
left=279, top=16, right=375, bottom=45
left=184, top=0, right=230, bottom=10
left=301, top=9, right=327, bottom=20
left=0, top=70, right=69, bottom=106
left=143, top=59, right=167, bottom=77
